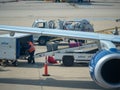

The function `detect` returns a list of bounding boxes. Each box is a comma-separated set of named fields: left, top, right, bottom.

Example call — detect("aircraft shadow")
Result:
left=50, top=62, right=89, bottom=67
left=16, top=62, right=44, bottom=68
left=2, top=61, right=44, bottom=69
left=0, top=77, right=105, bottom=89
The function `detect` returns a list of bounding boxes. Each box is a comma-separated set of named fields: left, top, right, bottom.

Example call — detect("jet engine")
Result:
left=89, top=48, right=120, bottom=88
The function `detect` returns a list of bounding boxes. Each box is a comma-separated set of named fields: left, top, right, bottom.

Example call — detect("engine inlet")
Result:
left=94, top=53, right=120, bottom=88
left=101, top=59, right=120, bottom=84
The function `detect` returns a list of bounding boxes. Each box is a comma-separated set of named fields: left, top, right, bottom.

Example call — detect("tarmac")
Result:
left=0, top=0, right=120, bottom=90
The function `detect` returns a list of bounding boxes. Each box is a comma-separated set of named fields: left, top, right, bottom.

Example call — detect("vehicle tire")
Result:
left=12, top=60, right=18, bottom=66
left=62, top=56, right=74, bottom=66
left=38, top=37, right=47, bottom=45
left=3, top=60, right=9, bottom=66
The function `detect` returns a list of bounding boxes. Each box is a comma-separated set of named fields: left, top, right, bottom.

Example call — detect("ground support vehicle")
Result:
left=32, top=19, right=56, bottom=45
left=35, top=43, right=98, bottom=66
left=32, top=19, right=94, bottom=45
left=0, top=33, right=33, bottom=66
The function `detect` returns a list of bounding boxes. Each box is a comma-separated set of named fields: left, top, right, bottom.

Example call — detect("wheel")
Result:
left=3, top=60, right=9, bottom=66
left=62, top=56, right=74, bottom=66
left=12, top=60, right=18, bottom=66
left=38, top=36, right=48, bottom=45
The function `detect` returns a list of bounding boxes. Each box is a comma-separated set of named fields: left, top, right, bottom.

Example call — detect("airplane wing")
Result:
left=0, top=25, right=120, bottom=42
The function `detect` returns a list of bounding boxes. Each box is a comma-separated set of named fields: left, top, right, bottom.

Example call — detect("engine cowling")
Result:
left=89, top=48, right=120, bottom=88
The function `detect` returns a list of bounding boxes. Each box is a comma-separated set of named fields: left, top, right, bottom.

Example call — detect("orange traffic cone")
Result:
left=42, top=56, right=50, bottom=76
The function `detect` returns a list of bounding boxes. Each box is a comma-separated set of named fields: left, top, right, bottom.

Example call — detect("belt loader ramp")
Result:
left=35, top=42, right=98, bottom=66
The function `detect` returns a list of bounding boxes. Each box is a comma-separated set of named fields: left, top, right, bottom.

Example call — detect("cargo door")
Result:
left=16, top=35, right=33, bottom=58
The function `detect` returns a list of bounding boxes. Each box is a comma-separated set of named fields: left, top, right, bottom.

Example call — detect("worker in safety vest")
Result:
left=27, top=41, right=35, bottom=64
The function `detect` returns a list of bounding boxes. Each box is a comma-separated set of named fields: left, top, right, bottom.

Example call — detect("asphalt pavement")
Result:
left=0, top=0, right=120, bottom=90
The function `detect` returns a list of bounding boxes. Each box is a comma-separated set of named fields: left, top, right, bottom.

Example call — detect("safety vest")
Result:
left=28, top=42, right=35, bottom=53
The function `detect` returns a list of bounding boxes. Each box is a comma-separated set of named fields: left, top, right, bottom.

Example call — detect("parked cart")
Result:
left=0, top=33, right=33, bottom=66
